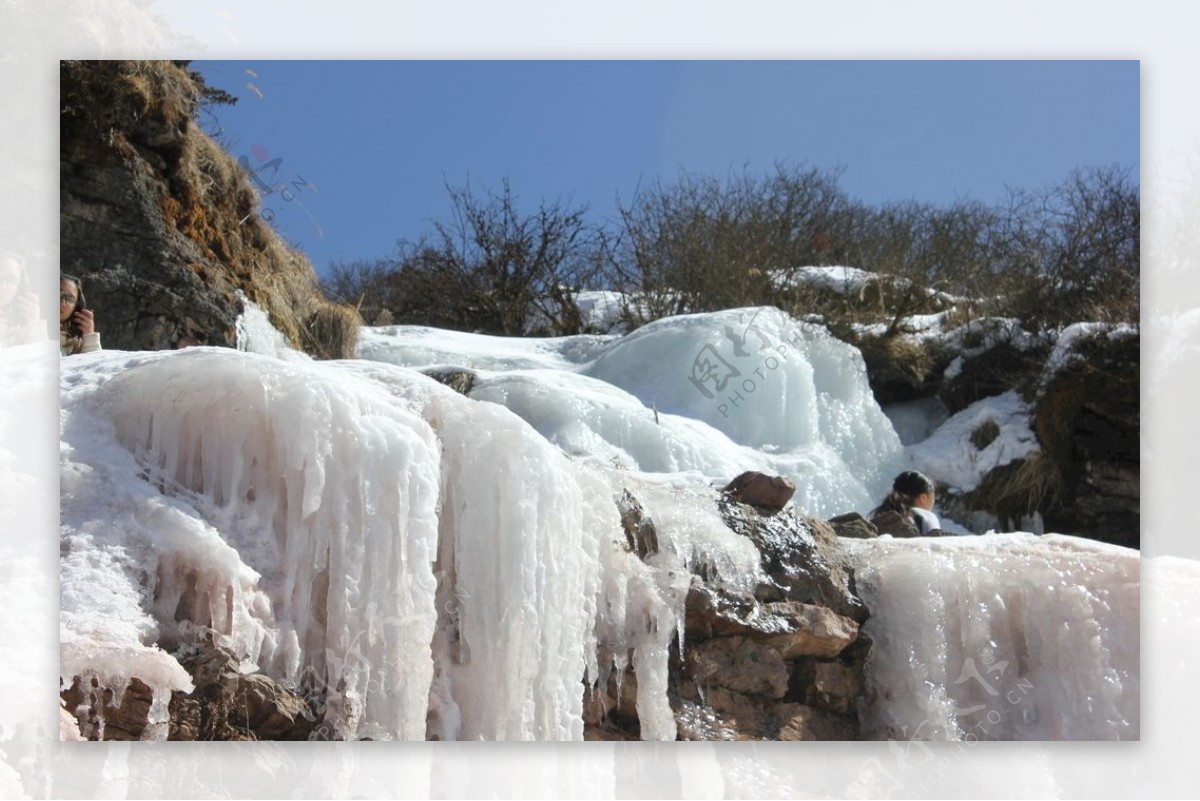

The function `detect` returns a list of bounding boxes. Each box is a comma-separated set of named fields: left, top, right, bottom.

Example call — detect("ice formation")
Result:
left=59, top=305, right=1140, bottom=743
left=361, top=306, right=906, bottom=518
left=60, top=343, right=765, bottom=740
left=62, top=349, right=443, bottom=740
left=234, top=292, right=309, bottom=362
left=846, top=533, right=1139, bottom=740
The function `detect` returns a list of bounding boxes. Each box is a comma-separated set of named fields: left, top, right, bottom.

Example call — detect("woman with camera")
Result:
left=60, top=274, right=101, bottom=356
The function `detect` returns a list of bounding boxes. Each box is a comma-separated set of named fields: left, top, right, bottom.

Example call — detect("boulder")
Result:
left=422, top=367, right=477, bottom=396
left=722, top=471, right=795, bottom=514
left=869, top=509, right=920, bottom=538
left=827, top=512, right=878, bottom=539
left=718, top=499, right=868, bottom=623
left=1033, top=326, right=1139, bottom=547
left=759, top=603, right=859, bottom=659
left=684, top=581, right=782, bottom=639
left=61, top=676, right=155, bottom=741
left=167, top=644, right=316, bottom=741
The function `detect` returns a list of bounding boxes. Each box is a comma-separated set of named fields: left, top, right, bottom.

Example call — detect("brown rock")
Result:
left=718, top=499, right=869, bottom=624
left=675, top=687, right=856, bottom=741
left=61, top=676, right=157, bottom=741
left=172, top=644, right=316, bottom=741
left=788, top=659, right=866, bottom=714
left=760, top=602, right=859, bottom=659
left=686, top=636, right=789, bottom=699
left=616, top=490, right=659, bottom=559
left=583, top=727, right=638, bottom=741
left=684, top=582, right=776, bottom=639
left=685, top=588, right=858, bottom=659
left=168, top=693, right=200, bottom=740
left=723, top=471, right=796, bottom=514
left=827, top=512, right=879, bottom=539
left=813, top=661, right=863, bottom=702
left=674, top=699, right=740, bottom=741
left=869, top=509, right=921, bottom=538
left=582, top=663, right=643, bottom=741
left=422, top=367, right=477, bottom=396
left=693, top=687, right=775, bottom=740
left=234, top=674, right=313, bottom=739
left=777, top=703, right=856, bottom=740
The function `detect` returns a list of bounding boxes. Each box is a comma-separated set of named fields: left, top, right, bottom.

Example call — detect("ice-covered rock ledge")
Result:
left=60, top=346, right=875, bottom=741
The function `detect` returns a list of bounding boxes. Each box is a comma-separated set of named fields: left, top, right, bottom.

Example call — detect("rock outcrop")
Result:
left=61, top=645, right=319, bottom=742
left=859, top=318, right=1138, bottom=546
left=1032, top=326, right=1139, bottom=547
left=60, top=60, right=359, bottom=358
left=585, top=497, right=871, bottom=741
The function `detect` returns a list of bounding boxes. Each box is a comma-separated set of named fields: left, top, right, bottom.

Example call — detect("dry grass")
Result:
left=68, top=60, right=362, bottom=359
left=298, top=300, right=361, bottom=360
left=853, top=331, right=945, bottom=392
left=969, top=419, right=1001, bottom=450
left=963, top=452, right=1065, bottom=528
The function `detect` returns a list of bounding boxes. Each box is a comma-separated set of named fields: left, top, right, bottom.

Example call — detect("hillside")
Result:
left=59, top=60, right=358, bottom=358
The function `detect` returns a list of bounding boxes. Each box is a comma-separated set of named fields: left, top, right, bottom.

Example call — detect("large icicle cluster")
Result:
left=60, top=342, right=767, bottom=741
left=62, top=349, right=443, bottom=740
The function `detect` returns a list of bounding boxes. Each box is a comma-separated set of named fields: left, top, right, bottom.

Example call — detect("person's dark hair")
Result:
left=873, top=470, right=936, bottom=516
left=61, top=273, right=88, bottom=339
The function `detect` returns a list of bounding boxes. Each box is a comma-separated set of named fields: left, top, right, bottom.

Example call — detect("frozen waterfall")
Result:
left=59, top=307, right=1139, bottom=741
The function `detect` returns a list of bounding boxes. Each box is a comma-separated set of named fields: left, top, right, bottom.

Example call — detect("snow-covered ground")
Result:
left=55, top=302, right=1140, bottom=743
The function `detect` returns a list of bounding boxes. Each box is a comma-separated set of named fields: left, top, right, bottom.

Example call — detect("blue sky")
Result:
left=190, top=60, right=1139, bottom=278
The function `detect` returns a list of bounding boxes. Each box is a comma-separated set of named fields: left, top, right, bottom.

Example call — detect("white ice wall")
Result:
left=62, top=349, right=443, bottom=740
left=846, top=533, right=1139, bottom=741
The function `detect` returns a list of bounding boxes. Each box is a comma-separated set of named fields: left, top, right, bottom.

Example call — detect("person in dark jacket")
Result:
left=870, top=470, right=942, bottom=536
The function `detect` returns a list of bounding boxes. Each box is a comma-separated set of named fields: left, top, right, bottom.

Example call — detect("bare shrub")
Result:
left=989, top=166, right=1139, bottom=330
left=336, top=180, right=610, bottom=335
left=613, top=163, right=852, bottom=323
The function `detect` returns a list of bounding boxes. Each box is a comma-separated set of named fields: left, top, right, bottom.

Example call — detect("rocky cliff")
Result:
left=59, top=60, right=358, bottom=357
left=859, top=321, right=1139, bottom=547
